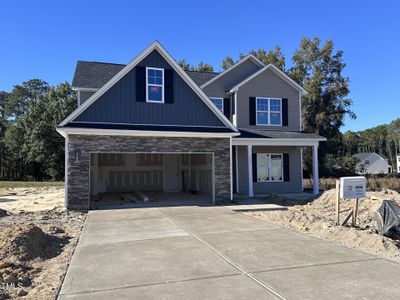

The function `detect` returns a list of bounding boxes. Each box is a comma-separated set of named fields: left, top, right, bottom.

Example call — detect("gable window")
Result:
left=256, top=153, right=283, bottom=182
left=210, top=97, right=224, bottom=113
left=256, top=97, right=282, bottom=126
left=146, top=67, right=164, bottom=102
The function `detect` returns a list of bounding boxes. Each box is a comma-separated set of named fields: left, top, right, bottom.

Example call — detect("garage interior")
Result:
left=89, top=152, right=214, bottom=208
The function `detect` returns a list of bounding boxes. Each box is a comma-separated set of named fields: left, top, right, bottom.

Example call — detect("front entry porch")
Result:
left=233, top=132, right=326, bottom=197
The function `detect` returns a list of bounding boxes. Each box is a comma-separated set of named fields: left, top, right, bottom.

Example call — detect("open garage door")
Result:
left=89, top=153, right=214, bottom=208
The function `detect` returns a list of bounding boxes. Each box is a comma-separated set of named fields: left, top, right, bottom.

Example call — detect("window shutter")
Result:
left=283, top=153, right=290, bottom=182
left=223, top=98, right=230, bottom=119
left=164, top=69, right=174, bottom=103
left=282, top=98, right=288, bottom=126
left=252, top=153, right=257, bottom=182
left=136, top=66, right=146, bottom=102
left=249, top=97, right=256, bottom=125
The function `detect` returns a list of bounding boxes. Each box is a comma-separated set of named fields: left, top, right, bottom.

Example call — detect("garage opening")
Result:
left=89, top=153, right=214, bottom=208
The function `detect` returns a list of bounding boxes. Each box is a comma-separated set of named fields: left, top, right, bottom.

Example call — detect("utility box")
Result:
left=340, top=176, right=366, bottom=199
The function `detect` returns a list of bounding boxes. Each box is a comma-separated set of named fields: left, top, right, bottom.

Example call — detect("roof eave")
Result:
left=71, top=87, right=99, bottom=91
left=56, top=127, right=240, bottom=138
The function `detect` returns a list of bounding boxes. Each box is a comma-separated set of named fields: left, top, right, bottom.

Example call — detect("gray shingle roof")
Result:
left=71, top=61, right=219, bottom=89
left=72, top=61, right=125, bottom=89
left=185, top=70, right=219, bottom=86
left=237, top=129, right=326, bottom=140
left=353, top=153, right=371, bottom=161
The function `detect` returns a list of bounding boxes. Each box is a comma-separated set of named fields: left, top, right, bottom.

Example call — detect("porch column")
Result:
left=247, top=144, right=254, bottom=197
left=312, top=144, right=319, bottom=195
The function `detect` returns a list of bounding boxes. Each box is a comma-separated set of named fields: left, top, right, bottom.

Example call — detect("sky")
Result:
left=0, top=0, right=399, bottom=132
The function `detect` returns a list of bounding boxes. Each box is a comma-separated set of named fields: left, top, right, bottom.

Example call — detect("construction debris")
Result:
left=374, top=200, right=400, bottom=239
left=0, top=209, right=7, bottom=218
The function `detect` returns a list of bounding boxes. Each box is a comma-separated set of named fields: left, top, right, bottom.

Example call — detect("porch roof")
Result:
left=235, top=129, right=326, bottom=140
left=232, top=129, right=326, bottom=146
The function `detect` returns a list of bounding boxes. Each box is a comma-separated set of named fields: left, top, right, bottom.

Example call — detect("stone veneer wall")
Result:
left=66, top=135, right=231, bottom=210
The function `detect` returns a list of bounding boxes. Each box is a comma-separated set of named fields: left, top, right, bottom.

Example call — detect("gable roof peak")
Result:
left=200, top=55, right=264, bottom=89
left=60, top=40, right=238, bottom=132
left=229, top=63, right=308, bottom=95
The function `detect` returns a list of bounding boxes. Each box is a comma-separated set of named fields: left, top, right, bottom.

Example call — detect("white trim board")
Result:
left=200, top=55, right=264, bottom=89
left=56, top=127, right=239, bottom=138
left=232, top=138, right=325, bottom=147
left=59, top=41, right=238, bottom=133
left=72, top=87, right=99, bottom=92
left=229, top=64, right=308, bottom=95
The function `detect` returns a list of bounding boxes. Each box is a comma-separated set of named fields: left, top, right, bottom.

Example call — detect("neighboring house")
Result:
left=353, top=152, right=392, bottom=174
left=57, top=41, right=326, bottom=210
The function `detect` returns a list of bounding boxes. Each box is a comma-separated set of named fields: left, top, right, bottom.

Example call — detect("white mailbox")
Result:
left=340, top=176, right=366, bottom=199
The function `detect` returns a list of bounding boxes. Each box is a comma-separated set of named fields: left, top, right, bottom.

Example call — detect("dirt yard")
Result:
left=0, top=183, right=85, bottom=300
left=247, top=189, right=400, bottom=263
left=0, top=183, right=64, bottom=212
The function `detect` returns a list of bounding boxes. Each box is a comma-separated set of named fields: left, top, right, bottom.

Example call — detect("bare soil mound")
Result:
left=247, top=189, right=400, bottom=263
left=0, top=209, right=85, bottom=299
left=0, top=225, right=68, bottom=262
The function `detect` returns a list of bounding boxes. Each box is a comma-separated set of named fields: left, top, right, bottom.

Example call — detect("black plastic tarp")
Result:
left=374, top=200, right=400, bottom=239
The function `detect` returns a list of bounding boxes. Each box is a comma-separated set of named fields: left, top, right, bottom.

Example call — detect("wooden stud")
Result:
left=352, top=198, right=359, bottom=227
left=341, top=210, right=353, bottom=226
left=336, top=180, right=340, bottom=225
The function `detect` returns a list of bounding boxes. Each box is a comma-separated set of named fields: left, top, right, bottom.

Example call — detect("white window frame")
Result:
left=210, top=97, right=224, bottom=113
left=255, top=97, right=282, bottom=126
left=146, top=67, right=164, bottom=103
left=256, top=153, right=284, bottom=182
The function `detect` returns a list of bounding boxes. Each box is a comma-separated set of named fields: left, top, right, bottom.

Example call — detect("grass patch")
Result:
left=0, top=181, right=64, bottom=196
left=0, top=181, right=64, bottom=189
left=304, top=177, right=400, bottom=192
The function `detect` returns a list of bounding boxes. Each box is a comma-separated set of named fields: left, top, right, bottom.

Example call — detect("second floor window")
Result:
left=256, top=97, right=282, bottom=126
left=210, top=97, right=224, bottom=113
left=146, top=67, right=164, bottom=103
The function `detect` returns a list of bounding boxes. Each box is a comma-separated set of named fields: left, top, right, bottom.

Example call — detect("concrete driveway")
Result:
left=59, top=204, right=400, bottom=299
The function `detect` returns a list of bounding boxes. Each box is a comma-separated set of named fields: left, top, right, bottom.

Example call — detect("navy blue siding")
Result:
left=75, top=50, right=224, bottom=127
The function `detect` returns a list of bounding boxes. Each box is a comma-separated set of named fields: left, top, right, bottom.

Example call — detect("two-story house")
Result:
left=57, top=41, right=325, bottom=210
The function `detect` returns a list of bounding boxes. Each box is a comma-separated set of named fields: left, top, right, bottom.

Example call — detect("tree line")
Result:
left=342, top=119, right=400, bottom=170
left=0, top=36, right=362, bottom=181
left=0, top=80, right=76, bottom=180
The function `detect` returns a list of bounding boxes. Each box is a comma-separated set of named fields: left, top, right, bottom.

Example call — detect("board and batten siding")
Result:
left=237, top=146, right=302, bottom=194
left=236, top=68, right=301, bottom=131
left=74, top=50, right=225, bottom=127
